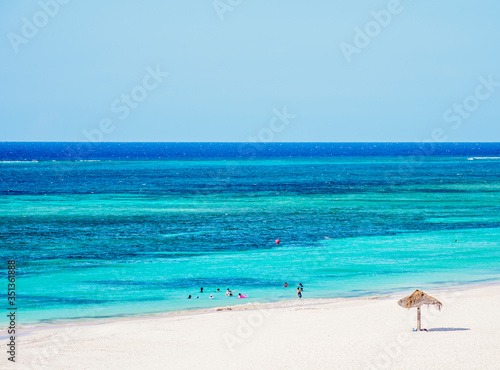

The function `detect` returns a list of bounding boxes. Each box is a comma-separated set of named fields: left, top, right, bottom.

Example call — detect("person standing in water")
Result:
left=297, top=287, right=302, bottom=299
left=200, top=287, right=204, bottom=293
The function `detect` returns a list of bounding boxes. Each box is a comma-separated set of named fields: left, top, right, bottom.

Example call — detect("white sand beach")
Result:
left=5, top=284, right=500, bottom=370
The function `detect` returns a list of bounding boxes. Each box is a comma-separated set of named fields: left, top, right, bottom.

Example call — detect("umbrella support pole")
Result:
left=417, top=307, right=421, bottom=331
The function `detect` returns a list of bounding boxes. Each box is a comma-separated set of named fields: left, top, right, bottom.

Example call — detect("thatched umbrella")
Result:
left=398, top=290, right=443, bottom=331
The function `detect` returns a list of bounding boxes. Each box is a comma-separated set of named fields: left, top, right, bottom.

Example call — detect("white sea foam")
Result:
left=0, top=160, right=39, bottom=163
left=0, top=160, right=103, bottom=163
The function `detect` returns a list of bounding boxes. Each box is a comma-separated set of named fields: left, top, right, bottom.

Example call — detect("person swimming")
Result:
left=284, top=282, right=288, bottom=287
left=209, top=294, right=214, bottom=299
left=188, top=295, right=192, bottom=299
left=216, top=288, right=220, bottom=292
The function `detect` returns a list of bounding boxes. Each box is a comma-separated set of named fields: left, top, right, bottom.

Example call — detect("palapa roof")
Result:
left=398, top=289, right=443, bottom=310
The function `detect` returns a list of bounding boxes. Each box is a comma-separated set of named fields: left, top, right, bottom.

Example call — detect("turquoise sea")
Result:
left=1, top=143, right=500, bottom=325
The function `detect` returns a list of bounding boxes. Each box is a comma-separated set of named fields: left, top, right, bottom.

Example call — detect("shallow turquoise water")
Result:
left=1, top=149, right=500, bottom=324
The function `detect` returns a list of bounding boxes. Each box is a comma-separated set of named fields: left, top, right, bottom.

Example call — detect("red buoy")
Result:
left=275, top=239, right=280, bottom=244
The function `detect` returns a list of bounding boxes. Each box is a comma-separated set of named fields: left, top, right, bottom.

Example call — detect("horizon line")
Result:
left=1, top=141, right=500, bottom=144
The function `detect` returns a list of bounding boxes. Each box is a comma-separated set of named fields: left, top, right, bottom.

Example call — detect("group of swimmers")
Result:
left=188, top=287, right=245, bottom=299
left=188, top=283, right=304, bottom=300
left=284, top=282, right=304, bottom=299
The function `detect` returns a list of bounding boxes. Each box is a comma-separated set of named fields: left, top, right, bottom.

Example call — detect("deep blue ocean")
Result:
left=1, top=143, right=499, bottom=325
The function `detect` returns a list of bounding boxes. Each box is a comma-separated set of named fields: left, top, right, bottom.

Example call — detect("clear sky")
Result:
left=1, top=0, right=499, bottom=142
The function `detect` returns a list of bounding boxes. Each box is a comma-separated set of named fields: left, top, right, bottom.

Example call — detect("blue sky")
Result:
left=1, top=0, right=499, bottom=142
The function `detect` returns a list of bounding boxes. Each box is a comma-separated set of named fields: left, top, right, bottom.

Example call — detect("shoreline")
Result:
left=7, top=279, right=500, bottom=334
left=4, top=281, right=500, bottom=369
